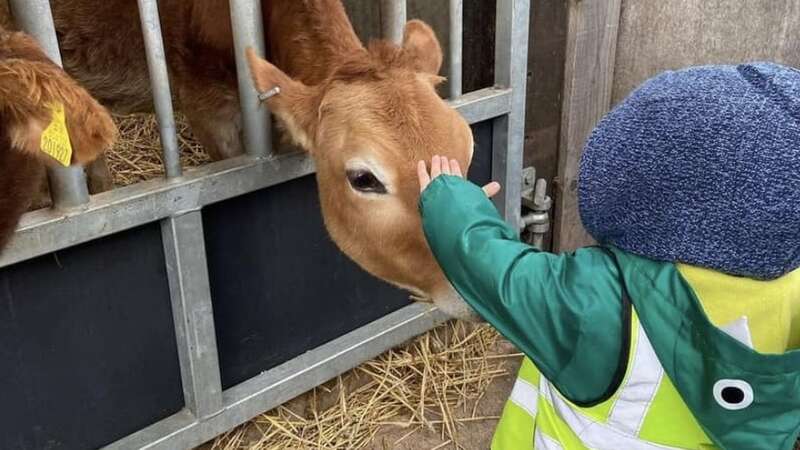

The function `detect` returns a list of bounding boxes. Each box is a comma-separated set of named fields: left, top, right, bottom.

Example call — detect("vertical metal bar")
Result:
left=449, top=0, right=464, bottom=98
left=7, top=0, right=62, bottom=66
left=231, top=0, right=271, bottom=159
left=381, top=0, right=407, bottom=45
left=162, top=211, right=223, bottom=419
left=8, top=0, right=90, bottom=209
left=137, top=0, right=182, bottom=179
left=492, top=0, right=530, bottom=225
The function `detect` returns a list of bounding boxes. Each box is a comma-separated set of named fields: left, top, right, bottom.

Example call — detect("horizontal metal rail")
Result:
left=0, top=87, right=512, bottom=269
left=450, top=87, right=512, bottom=124
left=104, top=302, right=448, bottom=450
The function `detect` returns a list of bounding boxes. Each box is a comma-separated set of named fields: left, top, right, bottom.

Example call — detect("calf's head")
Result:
left=0, top=30, right=116, bottom=165
left=248, top=21, right=479, bottom=320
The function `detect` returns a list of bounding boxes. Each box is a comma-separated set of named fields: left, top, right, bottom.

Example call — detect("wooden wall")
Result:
left=613, top=1, right=800, bottom=105
left=553, top=0, right=800, bottom=251
left=553, top=0, right=620, bottom=251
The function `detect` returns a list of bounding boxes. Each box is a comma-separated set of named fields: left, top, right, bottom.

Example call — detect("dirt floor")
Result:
left=360, top=363, right=518, bottom=450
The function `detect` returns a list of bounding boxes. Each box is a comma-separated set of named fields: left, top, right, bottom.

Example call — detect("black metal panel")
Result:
left=0, top=224, right=184, bottom=450
left=204, top=122, right=494, bottom=389
left=203, top=176, right=408, bottom=389
left=469, top=121, right=493, bottom=187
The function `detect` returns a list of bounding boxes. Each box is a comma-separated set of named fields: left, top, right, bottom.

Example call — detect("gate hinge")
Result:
left=519, top=166, right=552, bottom=249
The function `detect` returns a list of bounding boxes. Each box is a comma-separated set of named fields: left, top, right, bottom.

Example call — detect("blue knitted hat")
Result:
left=579, top=62, right=800, bottom=280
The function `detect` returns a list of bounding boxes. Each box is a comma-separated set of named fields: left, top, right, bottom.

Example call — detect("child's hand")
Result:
left=417, top=155, right=502, bottom=198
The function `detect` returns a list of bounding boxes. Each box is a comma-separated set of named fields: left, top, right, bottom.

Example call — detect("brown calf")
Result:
left=0, top=28, right=116, bottom=252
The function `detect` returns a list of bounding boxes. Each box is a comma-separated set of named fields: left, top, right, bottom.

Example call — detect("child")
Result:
left=417, top=62, right=800, bottom=450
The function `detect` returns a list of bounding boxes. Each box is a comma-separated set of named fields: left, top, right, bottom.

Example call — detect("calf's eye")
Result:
left=346, top=169, right=387, bottom=194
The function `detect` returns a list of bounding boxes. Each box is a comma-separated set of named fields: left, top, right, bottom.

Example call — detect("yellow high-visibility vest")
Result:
left=491, top=264, right=800, bottom=450
left=493, top=314, right=714, bottom=449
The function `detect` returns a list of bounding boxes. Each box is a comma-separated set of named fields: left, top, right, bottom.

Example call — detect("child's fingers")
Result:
left=450, top=159, right=463, bottom=178
left=482, top=182, right=502, bottom=198
left=431, top=155, right=442, bottom=179
left=440, top=156, right=451, bottom=175
left=417, top=160, right=431, bottom=193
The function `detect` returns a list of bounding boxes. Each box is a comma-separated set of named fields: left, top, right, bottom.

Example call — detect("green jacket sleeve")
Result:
left=419, top=175, right=625, bottom=403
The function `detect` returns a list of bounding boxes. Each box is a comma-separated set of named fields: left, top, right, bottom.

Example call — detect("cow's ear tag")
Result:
left=40, top=102, right=73, bottom=167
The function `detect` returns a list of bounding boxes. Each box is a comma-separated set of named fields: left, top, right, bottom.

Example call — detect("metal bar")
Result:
left=0, top=152, right=314, bottom=269
left=137, top=0, right=182, bottom=178
left=7, top=0, right=62, bottom=66
left=450, top=87, right=511, bottom=124
left=230, top=0, right=271, bottom=158
left=105, top=303, right=447, bottom=450
left=1, top=88, right=509, bottom=268
left=492, top=0, right=531, bottom=225
left=162, top=212, right=223, bottom=419
left=449, top=0, right=464, bottom=98
left=381, top=0, right=407, bottom=45
left=8, top=0, right=90, bottom=209
left=46, top=166, right=91, bottom=209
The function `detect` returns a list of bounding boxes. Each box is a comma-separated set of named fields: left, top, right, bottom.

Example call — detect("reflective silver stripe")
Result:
left=509, top=377, right=539, bottom=417
left=607, top=322, right=664, bottom=435
left=539, top=369, right=681, bottom=450
left=534, top=429, right=564, bottom=450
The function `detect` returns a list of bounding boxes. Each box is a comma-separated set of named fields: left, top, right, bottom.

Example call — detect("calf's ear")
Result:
left=401, top=20, right=443, bottom=76
left=247, top=48, right=322, bottom=152
left=0, top=57, right=116, bottom=165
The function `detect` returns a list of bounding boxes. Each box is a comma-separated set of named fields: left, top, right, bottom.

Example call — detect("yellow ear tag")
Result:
left=40, top=102, right=73, bottom=167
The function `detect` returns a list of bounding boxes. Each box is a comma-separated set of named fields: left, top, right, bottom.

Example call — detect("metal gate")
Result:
left=0, top=1, right=529, bottom=448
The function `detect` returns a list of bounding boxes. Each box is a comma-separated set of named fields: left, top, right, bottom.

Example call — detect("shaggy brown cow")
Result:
left=2, top=1, right=479, bottom=319
left=0, top=28, right=116, bottom=252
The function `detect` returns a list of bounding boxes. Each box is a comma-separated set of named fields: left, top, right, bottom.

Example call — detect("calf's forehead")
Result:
left=325, top=82, right=473, bottom=162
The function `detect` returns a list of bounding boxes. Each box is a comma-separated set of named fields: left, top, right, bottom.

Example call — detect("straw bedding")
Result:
left=106, top=114, right=519, bottom=450
left=107, top=113, right=210, bottom=186
left=204, top=321, right=518, bottom=450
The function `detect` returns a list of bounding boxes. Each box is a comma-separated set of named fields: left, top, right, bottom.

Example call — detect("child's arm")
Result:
left=418, top=157, right=626, bottom=404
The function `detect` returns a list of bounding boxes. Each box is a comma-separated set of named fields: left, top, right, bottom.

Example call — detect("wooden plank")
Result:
left=554, top=0, right=621, bottom=252
left=524, top=0, right=568, bottom=250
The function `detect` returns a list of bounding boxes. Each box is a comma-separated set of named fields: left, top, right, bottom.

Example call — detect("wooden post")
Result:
left=553, top=0, right=622, bottom=252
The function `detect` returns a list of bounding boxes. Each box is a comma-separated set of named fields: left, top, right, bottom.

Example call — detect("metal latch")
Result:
left=519, top=167, right=552, bottom=249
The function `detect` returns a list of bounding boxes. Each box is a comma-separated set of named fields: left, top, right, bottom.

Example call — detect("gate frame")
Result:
left=2, top=1, right=530, bottom=448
